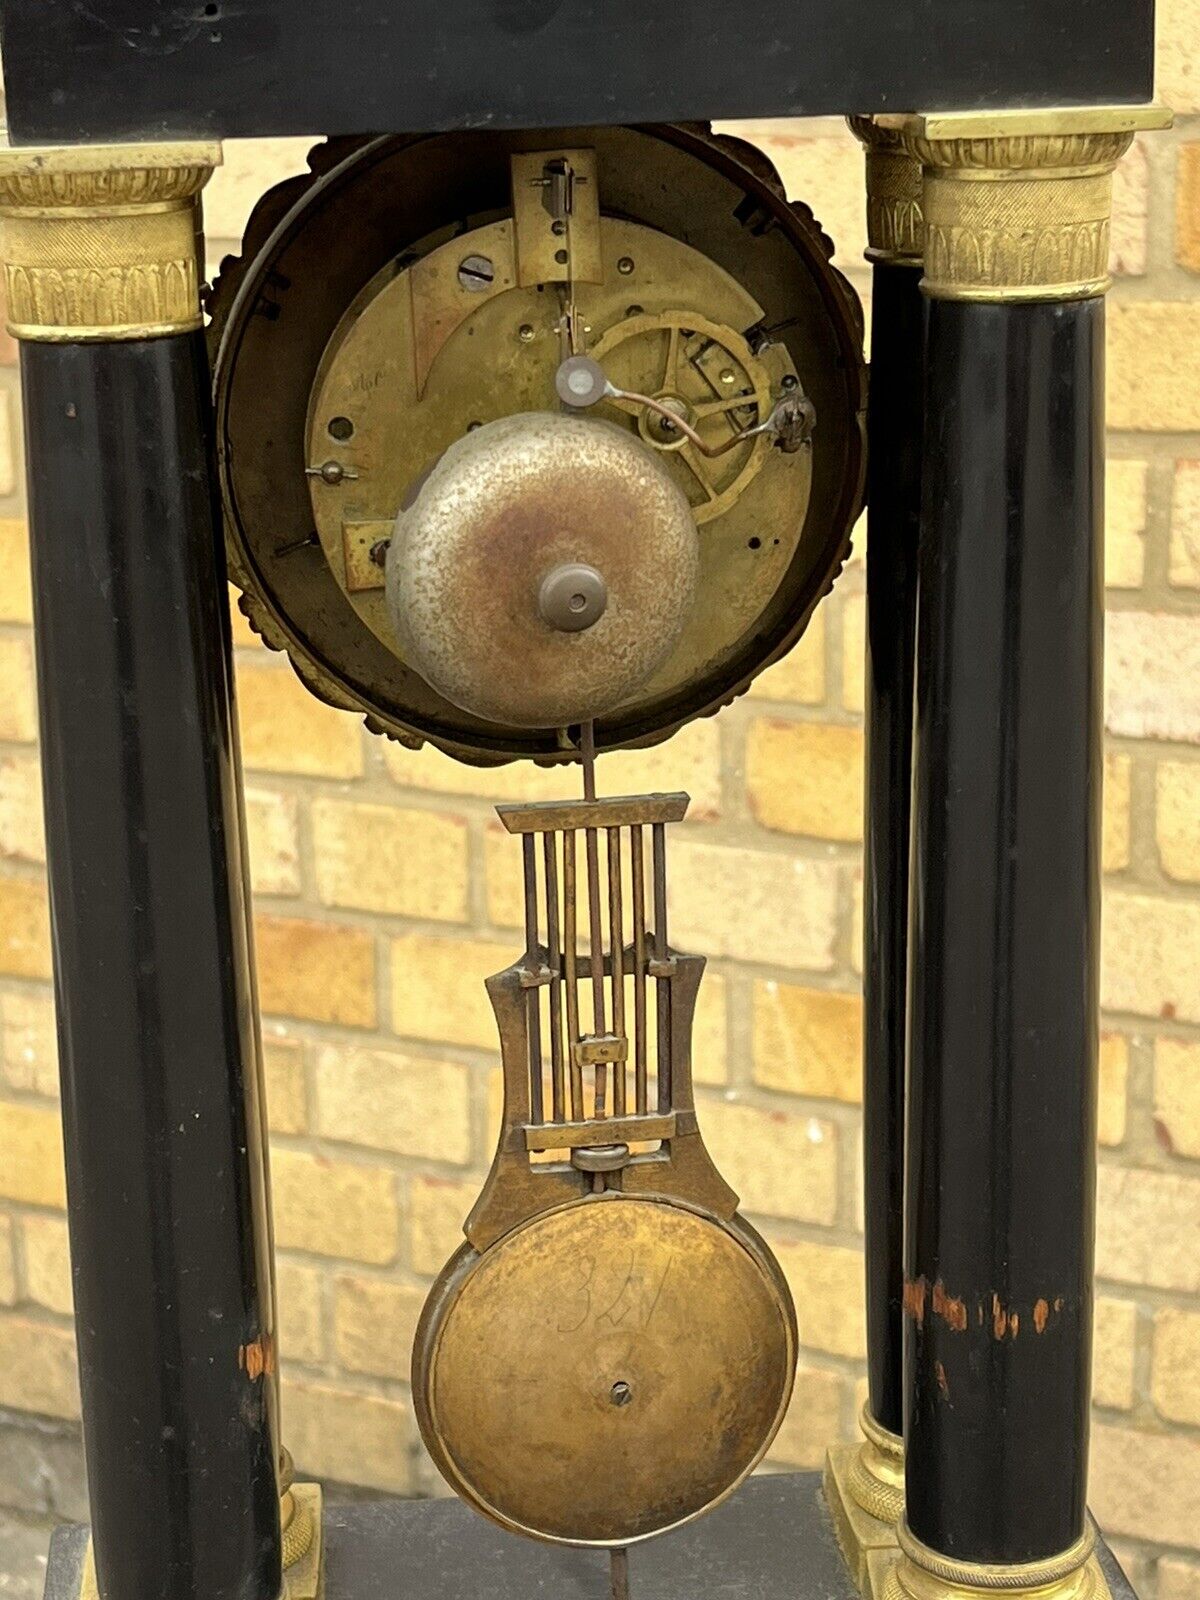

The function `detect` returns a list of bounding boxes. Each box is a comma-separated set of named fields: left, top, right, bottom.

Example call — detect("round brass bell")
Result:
left=385, top=413, right=699, bottom=727
left=412, top=1195, right=796, bottom=1548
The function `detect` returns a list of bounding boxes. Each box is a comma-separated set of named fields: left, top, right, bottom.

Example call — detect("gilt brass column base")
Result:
left=824, top=1408, right=905, bottom=1598
left=76, top=1482, right=324, bottom=1600
left=883, top=1522, right=1112, bottom=1600
left=283, top=1482, right=325, bottom=1600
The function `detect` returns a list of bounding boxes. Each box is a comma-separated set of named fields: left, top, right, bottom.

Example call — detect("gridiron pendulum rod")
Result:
left=608, top=825, right=626, bottom=1115
left=563, top=829, right=584, bottom=1120
left=652, top=821, right=671, bottom=1111
left=610, top=1548, right=631, bottom=1600
left=544, top=832, right=566, bottom=1122
left=581, top=720, right=608, bottom=1115
left=521, top=833, right=544, bottom=1123
left=631, top=824, right=649, bottom=1115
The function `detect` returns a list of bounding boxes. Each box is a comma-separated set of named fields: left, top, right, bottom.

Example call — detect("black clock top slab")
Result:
left=0, top=0, right=1155, bottom=146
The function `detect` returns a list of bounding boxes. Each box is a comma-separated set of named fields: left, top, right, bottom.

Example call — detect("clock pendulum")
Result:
left=412, top=717, right=798, bottom=1582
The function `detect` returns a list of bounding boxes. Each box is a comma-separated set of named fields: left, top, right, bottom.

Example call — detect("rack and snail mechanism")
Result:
left=0, top=8, right=1169, bottom=1600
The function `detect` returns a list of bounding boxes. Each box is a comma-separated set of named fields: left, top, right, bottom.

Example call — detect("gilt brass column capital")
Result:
left=876, top=106, right=1170, bottom=303
left=0, top=141, right=221, bottom=341
left=848, top=116, right=924, bottom=266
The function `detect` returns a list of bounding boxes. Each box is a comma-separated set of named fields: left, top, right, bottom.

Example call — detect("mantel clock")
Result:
left=0, top=7, right=1168, bottom=1600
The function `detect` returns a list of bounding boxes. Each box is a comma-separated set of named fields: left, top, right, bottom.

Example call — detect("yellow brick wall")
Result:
left=1, top=17, right=1200, bottom=1588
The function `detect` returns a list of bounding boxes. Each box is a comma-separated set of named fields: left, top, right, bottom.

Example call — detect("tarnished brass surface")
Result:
left=307, top=213, right=798, bottom=674
left=847, top=118, right=924, bottom=265
left=0, top=140, right=220, bottom=341
left=588, top=308, right=780, bottom=524
left=880, top=106, right=1170, bottom=302
left=414, top=1195, right=795, bottom=1547
left=210, top=125, right=866, bottom=764
left=511, top=148, right=603, bottom=287
left=413, top=789, right=796, bottom=1545
left=385, top=412, right=698, bottom=727
left=850, top=1407, right=905, bottom=1525
left=883, top=1522, right=1110, bottom=1600
left=825, top=1406, right=905, bottom=1598
left=497, top=793, right=690, bottom=833
left=281, top=1483, right=324, bottom=1600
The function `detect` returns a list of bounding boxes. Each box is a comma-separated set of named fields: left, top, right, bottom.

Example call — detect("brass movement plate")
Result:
left=210, top=125, right=866, bottom=765
left=413, top=1195, right=795, bottom=1547
left=305, top=219, right=804, bottom=701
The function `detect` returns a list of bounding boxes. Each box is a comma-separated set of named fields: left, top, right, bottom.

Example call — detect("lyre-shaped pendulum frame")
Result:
left=461, top=787, right=742, bottom=1246
left=413, top=739, right=797, bottom=1550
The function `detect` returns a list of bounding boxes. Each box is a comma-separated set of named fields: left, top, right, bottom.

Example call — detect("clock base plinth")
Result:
left=44, top=1474, right=1139, bottom=1600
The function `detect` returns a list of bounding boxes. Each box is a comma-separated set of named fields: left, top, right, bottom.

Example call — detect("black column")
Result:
left=904, top=299, right=1102, bottom=1563
left=21, top=333, right=282, bottom=1600
left=862, top=260, right=923, bottom=1442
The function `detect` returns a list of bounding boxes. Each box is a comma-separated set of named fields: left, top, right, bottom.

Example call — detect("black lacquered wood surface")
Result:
left=0, top=0, right=1154, bottom=144
left=862, top=261, right=923, bottom=1442
left=904, top=300, right=1103, bottom=1563
left=20, top=334, right=281, bottom=1600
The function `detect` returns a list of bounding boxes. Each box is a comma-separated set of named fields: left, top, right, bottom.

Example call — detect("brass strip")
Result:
left=585, top=829, right=607, bottom=1055
left=563, top=830, right=583, bottom=1120
left=524, top=1110, right=676, bottom=1152
left=879, top=105, right=1170, bottom=303
left=631, top=823, right=649, bottom=1116
left=521, top=834, right=544, bottom=1124
left=543, top=831, right=566, bottom=1124
left=510, top=148, right=603, bottom=288
left=652, top=822, right=671, bottom=1112
left=0, top=140, right=221, bottom=341
left=848, top=117, right=924, bottom=265
left=608, top=826, right=626, bottom=1116
left=497, top=792, right=690, bottom=833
